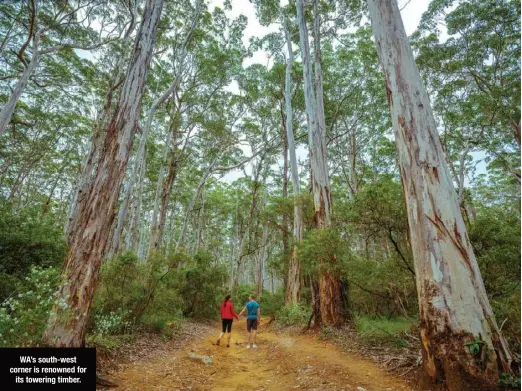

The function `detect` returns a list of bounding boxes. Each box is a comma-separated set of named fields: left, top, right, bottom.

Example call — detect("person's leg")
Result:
left=252, top=320, right=258, bottom=347
left=226, top=320, right=232, bottom=347
left=246, top=319, right=252, bottom=348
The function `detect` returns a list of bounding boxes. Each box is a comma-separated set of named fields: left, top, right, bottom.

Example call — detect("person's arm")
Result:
left=238, top=306, right=246, bottom=318
left=257, top=307, right=261, bottom=322
left=231, top=304, right=239, bottom=321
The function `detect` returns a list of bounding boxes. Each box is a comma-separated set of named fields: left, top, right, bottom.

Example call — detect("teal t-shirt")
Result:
left=245, top=301, right=260, bottom=319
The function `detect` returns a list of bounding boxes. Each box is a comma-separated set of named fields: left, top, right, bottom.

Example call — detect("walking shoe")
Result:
left=246, top=345, right=251, bottom=349
left=216, top=339, right=220, bottom=346
left=253, top=344, right=257, bottom=348
left=226, top=344, right=230, bottom=348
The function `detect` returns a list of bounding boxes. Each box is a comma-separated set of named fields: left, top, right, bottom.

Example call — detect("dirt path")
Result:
left=106, top=319, right=412, bottom=391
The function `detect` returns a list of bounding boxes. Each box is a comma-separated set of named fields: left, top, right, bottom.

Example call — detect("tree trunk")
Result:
left=282, top=115, right=290, bottom=258
left=368, top=0, right=512, bottom=388
left=348, top=131, right=358, bottom=196
left=282, top=13, right=303, bottom=305
left=43, top=0, right=164, bottom=347
left=0, top=43, right=40, bottom=137
left=256, top=222, right=268, bottom=300
left=125, top=146, right=146, bottom=252
left=155, top=112, right=191, bottom=250
left=175, top=156, right=219, bottom=252
left=296, top=0, right=343, bottom=326
left=194, top=184, right=205, bottom=253
left=148, top=131, right=173, bottom=254
left=65, top=20, right=136, bottom=240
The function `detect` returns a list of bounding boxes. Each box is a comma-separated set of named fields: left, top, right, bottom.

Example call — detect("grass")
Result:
left=355, top=315, right=416, bottom=336
left=354, top=315, right=417, bottom=348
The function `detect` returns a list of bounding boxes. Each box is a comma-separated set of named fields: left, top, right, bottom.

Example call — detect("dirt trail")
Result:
left=106, top=320, right=412, bottom=391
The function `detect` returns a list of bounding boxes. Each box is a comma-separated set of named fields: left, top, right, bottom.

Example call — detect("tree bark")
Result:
left=148, top=131, right=173, bottom=254
left=194, top=184, right=205, bottom=253
left=0, top=50, right=40, bottom=137
left=125, top=146, right=146, bottom=251
left=175, top=156, right=219, bottom=253
left=43, top=0, right=164, bottom=347
left=282, top=13, right=303, bottom=306
left=256, top=221, right=269, bottom=300
left=66, top=45, right=131, bottom=241
left=0, top=0, right=40, bottom=138
left=368, top=0, right=512, bottom=388
left=296, top=0, right=343, bottom=326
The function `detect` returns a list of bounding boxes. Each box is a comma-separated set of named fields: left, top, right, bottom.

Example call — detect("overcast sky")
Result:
left=209, top=0, right=432, bottom=67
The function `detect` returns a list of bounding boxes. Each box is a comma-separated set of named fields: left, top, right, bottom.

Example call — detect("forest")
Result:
left=0, top=0, right=520, bottom=390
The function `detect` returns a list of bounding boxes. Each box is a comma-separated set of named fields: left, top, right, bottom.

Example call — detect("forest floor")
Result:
left=99, top=319, right=414, bottom=391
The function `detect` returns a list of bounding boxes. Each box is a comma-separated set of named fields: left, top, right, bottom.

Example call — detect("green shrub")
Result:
left=276, top=303, right=311, bottom=326
left=0, top=204, right=66, bottom=300
left=90, top=249, right=227, bottom=336
left=92, top=309, right=132, bottom=336
left=0, top=267, right=60, bottom=347
left=469, top=205, right=521, bottom=352
left=179, top=251, right=228, bottom=319
left=258, top=289, right=284, bottom=316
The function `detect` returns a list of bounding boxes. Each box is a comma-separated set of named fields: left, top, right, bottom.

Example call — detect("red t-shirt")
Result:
left=220, top=300, right=239, bottom=320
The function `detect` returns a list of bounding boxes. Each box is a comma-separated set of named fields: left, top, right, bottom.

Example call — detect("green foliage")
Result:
left=498, top=372, right=521, bottom=388
left=179, top=251, right=228, bottom=319
left=464, top=338, right=487, bottom=356
left=469, top=205, right=521, bottom=350
left=354, top=315, right=415, bottom=348
left=0, top=267, right=60, bottom=347
left=86, top=334, right=136, bottom=351
left=276, top=303, right=311, bottom=326
left=0, top=204, right=66, bottom=301
left=297, top=228, right=344, bottom=275
left=258, top=289, right=284, bottom=316
left=91, top=250, right=227, bottom=336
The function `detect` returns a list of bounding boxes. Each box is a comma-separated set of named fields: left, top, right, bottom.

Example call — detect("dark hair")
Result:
left=223, top=295, right=231, bottom=302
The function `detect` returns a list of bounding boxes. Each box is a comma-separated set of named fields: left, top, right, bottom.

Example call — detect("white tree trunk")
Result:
left=125, top=145, right=146, bottom=251
left=147, top=131, right=172, bottom=255
left=296, top=0, right=343, bottom=327
left=175, top=156, right=219, bottom=252
left=256, top=222, right=269, bottom=300
left=368, top=0, right=512, bottom=387
left=282, top=12, right=303, bottom=305
left=0, top=38, right=40, bottom=137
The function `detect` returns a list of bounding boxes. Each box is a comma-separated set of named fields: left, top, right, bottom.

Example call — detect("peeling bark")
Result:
left=368, top=1, right=512, bottom=388
left=281, top=12, right=303, bottom=305
left=43, top=0, right=164, bottom=347
left=296, top=0, right=343, bottom=326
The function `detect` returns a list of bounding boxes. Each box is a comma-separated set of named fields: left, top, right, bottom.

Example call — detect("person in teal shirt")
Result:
left=238, top=295, right=260, bottom=349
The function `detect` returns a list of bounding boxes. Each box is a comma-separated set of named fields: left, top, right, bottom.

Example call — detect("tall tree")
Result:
left=368, top=0, right=512, bottom=388
left=43, top=0, right=164, bottom=347
left=296, top=0, right=343, bottom=327
left=281, top=11, right=303, bottom=305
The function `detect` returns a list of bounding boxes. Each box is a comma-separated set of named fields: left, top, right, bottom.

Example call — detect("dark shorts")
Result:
left=247, top=318, right=258, bottom=331
left=222, top=319, right=233, bottom=333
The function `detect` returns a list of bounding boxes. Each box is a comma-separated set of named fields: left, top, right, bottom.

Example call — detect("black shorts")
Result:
left=247, top=318, right=258, bottom=331
left=222, top=319, right=233, bottom=333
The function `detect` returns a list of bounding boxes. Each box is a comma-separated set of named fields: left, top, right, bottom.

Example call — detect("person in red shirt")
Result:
left=217, top=295, right=239, bottom=347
